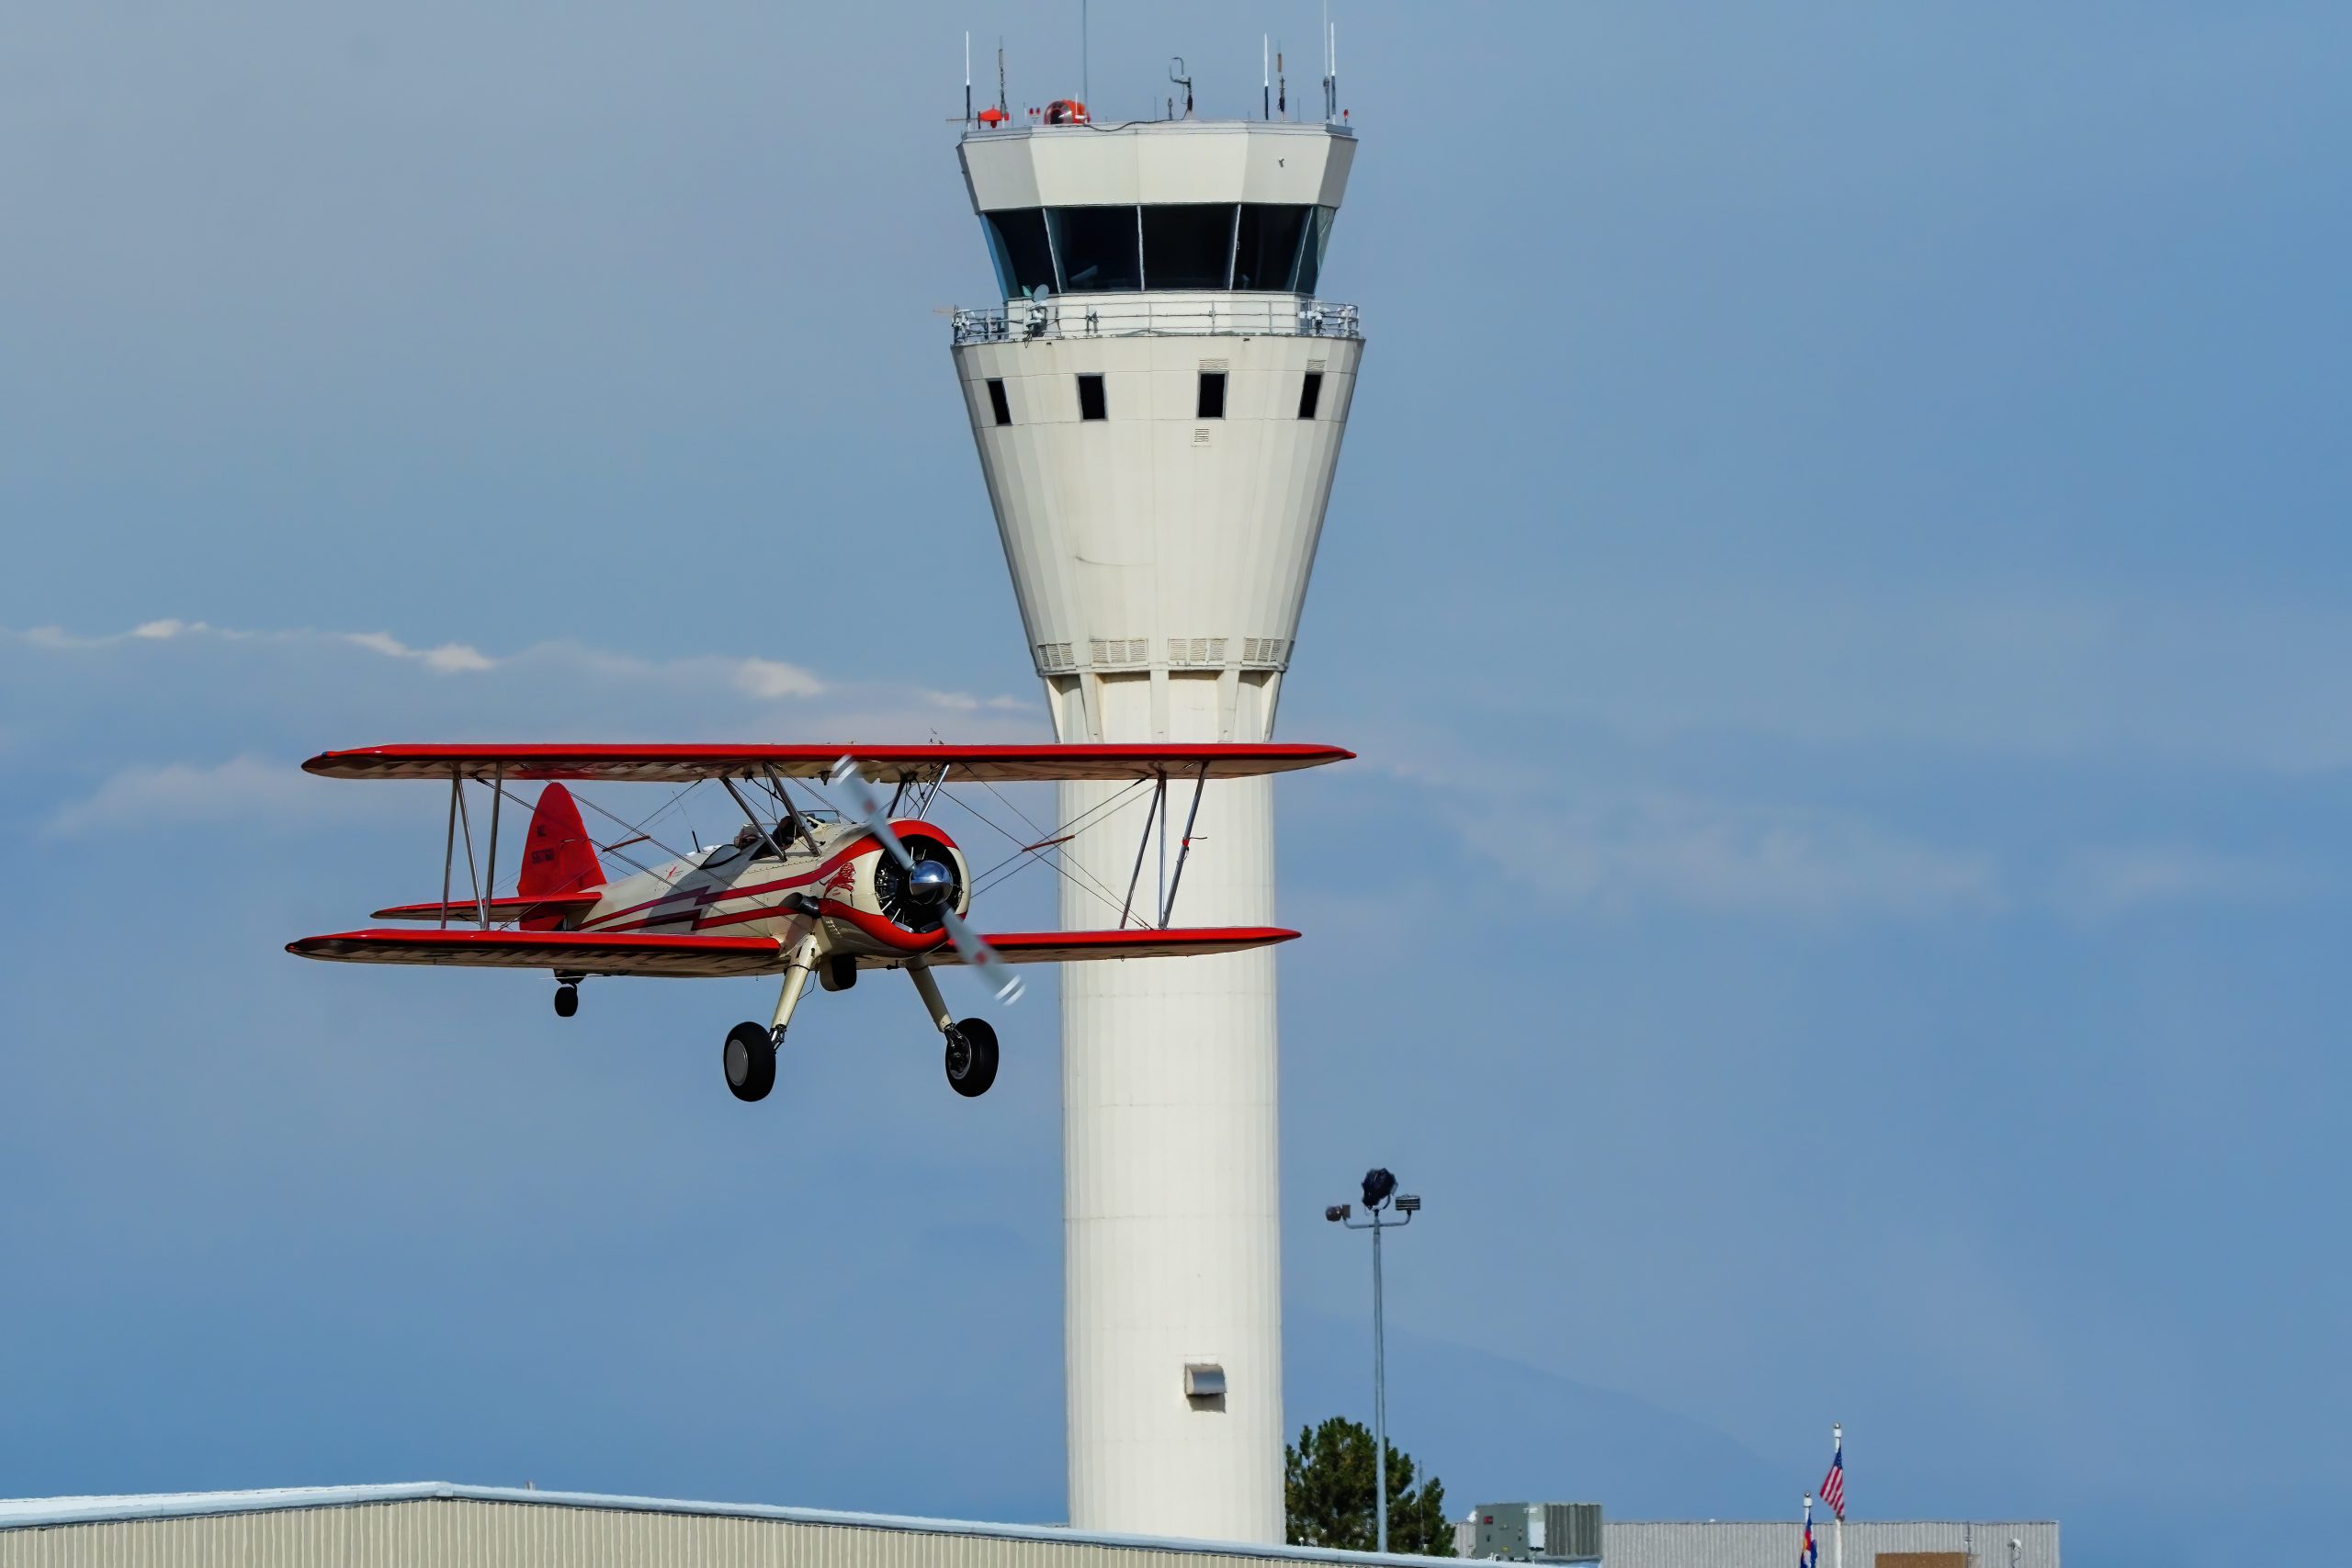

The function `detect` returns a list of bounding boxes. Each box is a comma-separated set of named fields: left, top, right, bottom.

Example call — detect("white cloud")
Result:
left=1454, top=788, right=2002, bottom=918
left=1442, top=581, right=2352, bottom=775
left=341, top=630, right=495, bottom=673
left=921, top=689, right=1026, bottom=713
left=45, top=755, right=351, bottom=838
left=732, top=658, right=827, bottom=701
left=2052, top=845, right=2314, bottom=922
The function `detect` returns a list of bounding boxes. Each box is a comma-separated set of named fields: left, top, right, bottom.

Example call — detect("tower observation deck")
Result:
left=949, top=117, right=1361, bottom=1543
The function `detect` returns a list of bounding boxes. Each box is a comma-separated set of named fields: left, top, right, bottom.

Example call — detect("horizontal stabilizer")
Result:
left=303, top=741, right=1352, bottom=784
left=371, top=893, right=603, bottom=922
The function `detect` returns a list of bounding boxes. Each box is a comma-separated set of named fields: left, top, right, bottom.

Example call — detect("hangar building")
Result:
left=0, top=1484, right=1437, bottom=1568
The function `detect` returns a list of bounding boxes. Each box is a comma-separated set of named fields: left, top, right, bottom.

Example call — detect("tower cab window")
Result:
left=1197, top=372, right=1227, bottom=419
left=1078, top=375, right=1108, bottom=421
left=981, top=204, right=1336, bottom=297
left=987, top=378, right=1012, bottom=426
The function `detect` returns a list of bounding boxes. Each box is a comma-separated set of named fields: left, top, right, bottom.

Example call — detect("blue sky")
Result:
left=2, top=5, right=2345, bottom=1565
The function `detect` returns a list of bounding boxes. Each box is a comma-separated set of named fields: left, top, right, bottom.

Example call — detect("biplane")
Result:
left=288, top=742, right=1350, bottom=1102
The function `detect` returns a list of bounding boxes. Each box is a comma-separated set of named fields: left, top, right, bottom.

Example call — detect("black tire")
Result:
left=944, top=1017, right=1000, bottom=1098
left=723, top=1021, right=776, bottom=1103
left=552, top=984, right=579, bottom=1019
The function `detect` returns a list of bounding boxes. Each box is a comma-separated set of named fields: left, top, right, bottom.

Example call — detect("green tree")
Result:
left=1284, top=1416, right=1455, bottom=1556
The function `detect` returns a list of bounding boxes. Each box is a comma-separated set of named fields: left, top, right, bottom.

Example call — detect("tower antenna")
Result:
left=964, top=31, right=973, bottom=127
left=1263, top=34, right=1271, bottom=120
left=1278, top=47, right=1286, bottom=118
left=1168, top=56, right=1193, bottom=119
left=1321, top=0, right=1332, bottom=121
left=998, top=38, right=1008, bottom=118
left=1081, top=1, right=1090, bottom=109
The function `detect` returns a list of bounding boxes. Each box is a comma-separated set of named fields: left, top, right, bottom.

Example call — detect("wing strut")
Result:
left=440, top=773, right=459, bottom=931
left=1159, top=762, right=1210, bottom=928
left=481, top=763, right=504, bottom=931
left=720, top=775, right=797, bottom=865
left=1119, top=776, right=1165, bottom=930
left=759, top=764, right=820, bottom=855
left=455, top=773, right=484, bottom=924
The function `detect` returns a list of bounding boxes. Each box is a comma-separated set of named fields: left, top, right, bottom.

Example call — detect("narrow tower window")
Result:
left=1297, top=371, right=1323, bottom=420
left=1077, top=374, right=1108, bottom=421
left=986, top=378, right=1012, bottom=426
left=1196, top=372, right=1227, bottom=419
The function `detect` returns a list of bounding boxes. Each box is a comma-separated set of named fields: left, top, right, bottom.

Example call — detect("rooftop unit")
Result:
left=1461, top=1503, right=1605, bottom=1563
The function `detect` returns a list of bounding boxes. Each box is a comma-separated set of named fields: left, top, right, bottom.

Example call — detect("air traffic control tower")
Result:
left=949, top=112, right=1361, bottom=1543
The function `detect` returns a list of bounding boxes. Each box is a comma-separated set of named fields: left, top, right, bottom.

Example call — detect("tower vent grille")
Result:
left=1168, top=637, right=1228, bottom=667
left=1089, top=637, right=1151, bottom=668
left=1035, top=642, right=1077, bottom=673
left=1241, top=637, right=1292, bottom=667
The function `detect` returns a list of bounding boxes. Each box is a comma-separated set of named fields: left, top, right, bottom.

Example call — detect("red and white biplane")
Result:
left=288, top=742, right=1349, bottom=1102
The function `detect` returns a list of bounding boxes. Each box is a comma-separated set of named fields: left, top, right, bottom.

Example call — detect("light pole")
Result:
left=1326, top=1168, right=1420, bottom=1555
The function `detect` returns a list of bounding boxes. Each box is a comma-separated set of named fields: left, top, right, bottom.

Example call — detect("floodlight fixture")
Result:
left=1329, top=1166, right=1421, bottom=1554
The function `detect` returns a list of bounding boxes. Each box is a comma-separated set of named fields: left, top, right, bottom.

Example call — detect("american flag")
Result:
left=1819, top=1428, right=1846, bottom=1521
left=1800, top=1497, right=1818, bottom=1568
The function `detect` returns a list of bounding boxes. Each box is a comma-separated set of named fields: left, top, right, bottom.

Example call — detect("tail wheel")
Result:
left=724, top=1021, right=776, bottom=1103
left=553, top=983, right=579, bottom=1019
left=944, top=1017, right=1000, bottom=1098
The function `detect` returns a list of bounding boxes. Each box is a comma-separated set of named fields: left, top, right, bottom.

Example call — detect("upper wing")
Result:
left=302, top=742, right=1352, bottom=784
left=288, top=929, right=783, bottom=977
left=915, top=927, right=1299, bottom=966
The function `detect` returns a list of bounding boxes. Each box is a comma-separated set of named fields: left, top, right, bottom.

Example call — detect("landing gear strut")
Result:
left=724, top=933, right=820, bottom=1104
left=909, top=960, right=1000, bottom=1098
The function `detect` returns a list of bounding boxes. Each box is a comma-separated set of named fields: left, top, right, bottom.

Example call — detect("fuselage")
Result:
left=558, top=818, right=971, bottom=969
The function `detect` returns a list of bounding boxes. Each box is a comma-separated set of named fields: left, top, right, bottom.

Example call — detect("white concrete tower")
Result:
left=948, top=118, right=1361, bottom=1542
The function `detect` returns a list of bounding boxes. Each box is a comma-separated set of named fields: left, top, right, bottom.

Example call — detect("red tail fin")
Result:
left=517, top=783, right=603, bottom=928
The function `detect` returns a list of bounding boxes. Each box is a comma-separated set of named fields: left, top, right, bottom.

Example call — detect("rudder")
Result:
left=517, top=783, right=603, bottom=928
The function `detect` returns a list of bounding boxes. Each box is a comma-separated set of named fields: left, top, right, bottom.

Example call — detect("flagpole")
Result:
left=1831, top=1424, right=1843, bottom=1568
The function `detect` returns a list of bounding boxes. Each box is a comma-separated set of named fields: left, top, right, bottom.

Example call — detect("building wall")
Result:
left=1600, top=1521, right=2059, bottom=1568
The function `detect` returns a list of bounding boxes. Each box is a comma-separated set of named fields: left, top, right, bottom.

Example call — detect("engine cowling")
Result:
left=866, top=829, right=967, bottom=935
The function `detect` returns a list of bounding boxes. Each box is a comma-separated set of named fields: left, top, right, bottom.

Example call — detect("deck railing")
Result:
left=951, top=297, right=1361, bottom=344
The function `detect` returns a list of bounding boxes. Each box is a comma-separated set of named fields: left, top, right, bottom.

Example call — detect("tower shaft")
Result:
left=951, top=118, right=1361, bottom=1542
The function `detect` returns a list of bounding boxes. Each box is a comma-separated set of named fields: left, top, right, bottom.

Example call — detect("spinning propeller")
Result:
left=829, top=757, right=1024, bottom=1003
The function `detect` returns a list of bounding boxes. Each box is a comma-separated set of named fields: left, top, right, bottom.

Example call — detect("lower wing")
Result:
left=288, top=929, right=784, bottom=977
left=914, top=927, right=1298, bottom=965
left=287, top=925, right=1298, bottom=976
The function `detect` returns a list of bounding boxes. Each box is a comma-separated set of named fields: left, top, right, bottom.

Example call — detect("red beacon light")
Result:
left=977, top=105, right=1009, bottom=129
left=1045, top=98, right=1090, bottom=125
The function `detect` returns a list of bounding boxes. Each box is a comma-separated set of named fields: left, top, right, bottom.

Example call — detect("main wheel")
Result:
left=553, top=984, right=579, bottom=1019
left=943, top=1017, right=1000, bottom=1098
left=723, top=1021, right=776, bottom=1102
